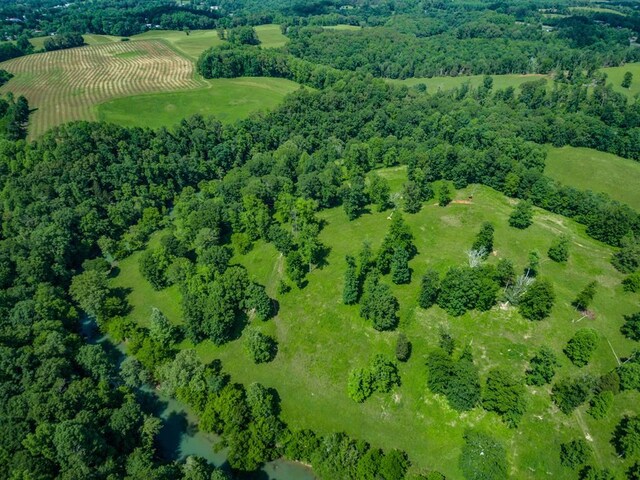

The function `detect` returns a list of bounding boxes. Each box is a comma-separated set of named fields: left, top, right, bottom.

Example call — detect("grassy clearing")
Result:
left=545, top=146, right=640, bottom=211
left=0, top=40, right=202, bottom=138
left=569, top=6, right=626, bottom=16
left=130, top=29, right=223, bottom=59
left=255, top=24, right=288, bottom=48
left=601, top=62, right=640, bottom=99
left=387, top=73, right=550, bottom=91
left=96, top=77, right=301, bottom=128
left=113, top=170, right=639, bottom=478
left=323, top=24, right=363, bottom=31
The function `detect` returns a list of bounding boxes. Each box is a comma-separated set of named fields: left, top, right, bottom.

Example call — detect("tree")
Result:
left=343, top=255, right=359, bottom=305
left=148, top=308, right=178, bottom=349
left=564, top=328, right=598, bottom=367
left=572, top=281, right=598, bottom=312
left=613, top=415, right=640, bottom=459
left=618, top=363, right=640, bottom=391
left=395, top=333, right=411, bottom=362
left=286, top=250, right=307, bottom=288
left=587, top=391, right=614, bottom=419
left=244, top=329, right=277, bottom=364
left=459, top=430, right=508, bottom=480
left=472, top=222, right=494, bottom=258
left=402, top=181, right=422, bottom=214
left=391, top=247, right=411, bottom=284
left=361, top=282, right=399, bottom=331
left=245, top=282, right=274, bottom=321
left=418, top=269, right=440, bottom=309
left=560, top=439, right=590, bottom=469
left=548, top=235, right=570, bottom=263
left=228, top=26, right=260, bottom=45
left=622, top=71, right=633, bottom=89
left=377, top=213, right=416, bottom=273
left=509, top=200, right=533, bottom=229
left=526, top=250, right=540, bottom=276
left=343, top=175, right=369, bottom=220
left=525, top=346, right=559, bottom=386
left=495, top=258, right=515, bottom=287
left=552, top=375, right=595, bottom=414
left=369, top=174, right=392, bottom=212
left=519, top=278, right=555, bottom=321
left=623, top=272, right=640, bottom=292
left=348, top=368, right=374, bottom=403
left=139, top=249, right=169, bottom=290
left=69, top=270, right=110, bottom=320
left=621, top=312, right=640, bottom=341
left=482, top=368, right=527, bottom=428
left=438, top=183, right=452, bottom=207
left=379, top=449, right=410, bottom=480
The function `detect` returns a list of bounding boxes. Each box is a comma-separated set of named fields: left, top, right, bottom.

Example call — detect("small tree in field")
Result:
left=572, top=281, right=598, bottom=311
left=395, top=333, right=411, bottom=362
left=622, top=71, right=633, bottom=89
left=564, top=328, right=598, bottom=367
left=560, top=439, right=590, bottom=469
left=438, top=183, right=452, bottom=207
left=418, top=269, right=440, bottom=309
left=472, top=222, right=494, bottom=257
left=391, top=247, right=411, bottom=284
left=509, top=200, right=533, bottom=229
left=343, top=255, right=359, bottom=305
left=519, top=278, right=555, bottom=320
left=245, top=329, right=277, bottom=363
left=548, top=235, right=570, bottom=263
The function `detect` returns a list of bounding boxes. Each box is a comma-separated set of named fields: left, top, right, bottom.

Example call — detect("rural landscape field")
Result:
left=1, top=1, right=640, bottom=480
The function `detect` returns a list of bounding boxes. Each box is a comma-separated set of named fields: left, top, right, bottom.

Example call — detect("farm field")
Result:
left=254, top=24, right=289, bottom=48
left=601, top=62, right=640, bottom=98
left=112, top=170, right=639, bottom=478
left=387, top=73, right=549, bottom=91
left=96, top=77, right=301, bottom=128
left=545, top=146, right=640, bottom=211
left=0, top=40, right=202, bottom=138
left=129, top=29, right=223, bottom=59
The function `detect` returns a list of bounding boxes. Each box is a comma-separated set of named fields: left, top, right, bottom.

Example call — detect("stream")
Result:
left=82, top=318, right=316, bottom=480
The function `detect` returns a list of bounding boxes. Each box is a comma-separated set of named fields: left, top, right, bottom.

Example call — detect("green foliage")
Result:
left=459, top=430, right=508, bottom=480
left=622, top=71, right=633, bottom=89
left=418, top=269, right=440, bottom=309
left=227, top=26, right=260, bottom=46
left=438, top=183, right=452, bottom=207
left=587, top=390, right=614, bottom=419
left=437, top=266, right=499, bottom=316
left=360, top=280, right=399, bottom=331
left=403, top=181, right=423, bottom=214
left=244, top=329, right=277, bottom=364
left=572, top=281, right=598, bottom=311
left=611, top=238, right=640, bottom=273
left=623, top=272, right=640, bottom=292
left=621, top=312, right=640, bottom=341
left=369, top=174, right=392, bottom=212
left=391, top=247, right=411, bottom=285
left=426, top=347, right=481, bottom=412
left=395, top=333, right=411, bottom=362
left=564, top=328, right=599, bottom=367
left=377, top=213, right=416, bottom=274
left=509, top=200, right=533, bottom=229
left=618, top=363, right=640, bottom=391
left=560, top=439, right=590, bottom=469
left=343, top=175, right=369, bottom=220
left=519, top=278, right=555, bottom=321
left=245, top=282, right=274, bottom=321
left=552, top=375, right=595, bottom=414
left=578, top=466, right=618, bottom=480
left=343, top=255, right=359, bottom=305
left=148, top=308, right=178, bottom=349
left=613, top=415, right=640, bottom=459
left=548, top=235, right=570, bottom=263
left=525, top=346, right=559, bottom=386
left=495, top=258, right=515, bottom=287
left=482, top=368, right=527, bottom=428
left=472, top=222, right=494, bottom=257
left=138, top=248, right=170, bottom=290
left=348, top=355, right=400, bottom=403
left=286, top=250, right=307, bottom=288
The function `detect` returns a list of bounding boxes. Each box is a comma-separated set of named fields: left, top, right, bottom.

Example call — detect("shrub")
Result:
left=621, top=312, right=640, bottom=341
left=548, top=235, right=570, bottom=263
left=395, top=333, right=411, bottom=362
left=244, top=329, right=277, bottom=364
left=587, top=391, right=613, bottom=419
left=519, top=278, right=555, bottom=321
left=564, top=329, right=598, bottom=367
left=623, top=272, right=640, bottom=292
left=509, top=200, right=533, bottom=229
left=560, top=439, right=590, bottom=469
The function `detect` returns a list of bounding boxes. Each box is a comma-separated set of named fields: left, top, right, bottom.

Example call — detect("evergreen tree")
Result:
left=472, top=222, right=494, bottom=258
left=572, top=281, right=598, bottom=311
left=548, top=235, right=570, bottom=263
left=395, top=333, right=411, bottom=362
left=509, top=200, right=533, bottom=229
left=343, top=255, right=359, bottom=305
left=495, top=258, right=516, bottom=287
left=621, top=312, right=640, bottom=341
left=368, top=173, right=392, bottom=212
left=519, top=278, right=555, bottom=321
left=391, top=247, right=411, bottom=284
left=402, top=181, right=422, bottom=214
left=343, top=175, right=369, bottom=220
left=526, top=250, right=540, bottom=277
left=438, top=183, right=452, bottom=207
left=525, top=346, right=559, bottom=386
left=418, top=269, right=440, bottom=309
left=482, top=368, right=527, bottom=428
left=377, top=213, right=416, bottom=273
left=361, top=280, right=399, bottom=331
left=622, top=71, right=633, bottom=89
left=560, top=439, right=590, bottom=469
left=564, top=329, right=598, bottom=367
left=149, top=308, right=177, bottom=349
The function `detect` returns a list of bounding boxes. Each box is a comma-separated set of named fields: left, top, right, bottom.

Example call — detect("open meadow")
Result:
left=601, top=62, right=640, bottom=99
left=545, top=146, right=640, bottom=211
left=387, top=73, right=550, bottom=92
left=112, top=168, right=640, bottom=478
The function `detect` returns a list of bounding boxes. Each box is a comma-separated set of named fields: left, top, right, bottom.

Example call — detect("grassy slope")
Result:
left=545, top=146, right=640, bottom=211
left=387, top=74, right=549, bottom=91
left=95, top=77, right=300, bottom=128
left=255, top=24, right=289, bottom=49
left=112, top=168, right=639, bottom=478
left=601, top=62, right=640, bottom=99
left=130, top=29, right=223, bottom=60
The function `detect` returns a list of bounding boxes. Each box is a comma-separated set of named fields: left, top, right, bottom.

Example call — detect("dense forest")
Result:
left=1, top=0, right=640, bottom=478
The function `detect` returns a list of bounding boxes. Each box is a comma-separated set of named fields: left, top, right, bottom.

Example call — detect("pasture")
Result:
left=545, top=146, right=640, bottom=211
left=112, top=169, right=639, bottom=478
left=129, top=29, right=223, bottom=59
left=255, top=24, right=289, bottom=48
left=0, top=40, right=202, bottom=138
left=96, top=77, right=301, bottom=128
left=387, top=73, right=549, bottom=91
left=601, top=62, right=640, bottom=99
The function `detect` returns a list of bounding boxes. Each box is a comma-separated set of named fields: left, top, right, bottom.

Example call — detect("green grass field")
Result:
left=601, top=62, right=640, bottom=99
left=129, top=29, right=223, bottom=59
left=387, top=73, right=549, bottom=91
left=323, top=24, right=362, bottom=31
left=96, top=77, right=300, bottom=128
left=569, top=6, right=626, bottom=16
left=112, top=169, right=639, bottom=478
left=545, top=146, right=640, bottom=211
left=255, top=24, right=288, bottom=48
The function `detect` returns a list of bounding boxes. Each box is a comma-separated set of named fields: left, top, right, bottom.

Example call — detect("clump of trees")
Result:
left=518, top=278, right=555, bottom=321
left=564, top=329, right=599, bottom=367
left=44, top=33, right=85, bottom=51
left=548, top=235, right=570, bottom=263
left=348, top=355, right=401, bottom=403
left=482, top=368, right=527, bottom=427
left=525, top=346, right=559, bottom=386
left=244, top=329, right=278, bottom=363
left=426, top=345, right=481, bottom=411
left=227, top=26, right=260, bottom=45
left=509, top=200, right=533, bottom=229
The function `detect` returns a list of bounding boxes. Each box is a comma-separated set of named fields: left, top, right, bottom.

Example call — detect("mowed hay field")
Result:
left=545, top=146, right=640, bottom=211
left=113, top=170, right=640, bottom=478
left=601, top=62, right=640, bottom=98
left=0, top=41, right=202, bottom=138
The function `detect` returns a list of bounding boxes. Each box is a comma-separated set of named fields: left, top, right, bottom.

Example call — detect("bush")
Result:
left=623, top=272, right=640, bottom=292
left=395, top=333, right=411, bottom=362
left=548, top=235, right=570, bottom=263
left=552, top=375, right=595, bottom=414
left=564, top=329, right=598, bottom=367
left=560, top=439, right=590, bottom=469
left=587, top=391, right=613, bottom=419
left=621, top=312, right=640, bottom=341
left=519, top=278, right=555, bottom=321
left=525, top=346, right=558, bottom=386
left=509, top=200, right=533, bottom=229
left=244, top=329, right=277, bottom=364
